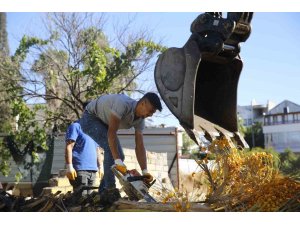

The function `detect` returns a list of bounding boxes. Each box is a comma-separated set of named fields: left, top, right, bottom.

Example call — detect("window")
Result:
left=294, top=113, right=300, bottom=122
left=288, top=114, right=293, bottom=123
left=277, top=115, right=282, bottom=123
left=283, top=115, right=288, bottom=124
left=248, top=119, right=252, bottom=126
left=273, top=116, right=278, bottom=124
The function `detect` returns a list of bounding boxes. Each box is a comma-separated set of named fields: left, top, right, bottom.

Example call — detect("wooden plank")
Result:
left=112, top=199, right=213, bottom=212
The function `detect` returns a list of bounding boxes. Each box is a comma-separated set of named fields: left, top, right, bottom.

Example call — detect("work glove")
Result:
left=66, top=164, right=77, bottom=180
left=142, top=169, right=153, bottom=184
left=114, top=159, right=127, bottom=175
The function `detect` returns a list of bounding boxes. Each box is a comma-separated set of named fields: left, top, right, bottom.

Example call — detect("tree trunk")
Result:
left=111, top=199, right=213, bottom=212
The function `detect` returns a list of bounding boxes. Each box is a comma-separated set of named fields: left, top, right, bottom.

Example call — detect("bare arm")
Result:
left=135, top=130, right=147, bottom=171
left=65, top=140, right=75, bottom=164
left=107, top=113, right=121, bottom=160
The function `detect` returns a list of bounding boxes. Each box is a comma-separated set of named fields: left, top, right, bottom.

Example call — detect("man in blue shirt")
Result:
left=65, top=121, right=102, bottom=196
left=79, top=92, right=162, bottom=203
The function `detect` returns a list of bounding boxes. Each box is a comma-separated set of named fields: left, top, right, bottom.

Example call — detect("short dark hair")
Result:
left=82, top=101, right=91, bottom=110
left=142, top=92, right=162, bottom=111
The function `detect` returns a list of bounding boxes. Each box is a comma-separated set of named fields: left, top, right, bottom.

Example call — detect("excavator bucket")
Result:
left=154, top=12, right=253, bottom=148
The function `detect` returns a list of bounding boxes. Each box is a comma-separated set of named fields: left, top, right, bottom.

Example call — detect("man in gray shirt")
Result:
left=79, top=92, right=162, bottom=203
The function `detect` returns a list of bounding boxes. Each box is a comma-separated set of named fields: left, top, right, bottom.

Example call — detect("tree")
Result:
left=0, top=34, right=50, bottom=180
left=244, top=122, right=264, bottom=149
left=0, top=12, right=9, bottom=56
left=0, top=12, right=13, bottom=133
left=23, top=13, right=166, bottom=131
left=237, top=116, right=247, bottom=137
left=0, top=12, right=166, bottom=180
left=181, top=132, right=196, bottom=155
left=279, top=148, right=300, bottom=178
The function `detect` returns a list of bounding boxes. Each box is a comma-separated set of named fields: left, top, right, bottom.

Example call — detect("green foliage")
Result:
left=0, top=98, right=49, bottom=179
left=279, top=148, right=300, bottom=178
left=0, top=140, right=12, bottom=176
left=15, top=171, right=23, bottom=182
left=25, top=13, right=167, bottom=129
left=0, top=34, right=49, bottom=179
left=181, top=132, right=196, bottom=155
left=0, top=13, right=13, bottom=133
left=0, top=12, right=9, bottom=56
left=237, top=116, right=246, bottom=137
left=244, top=122, right=265, bottom=149
left=1, top=13, right=166, bottom=180
left=246, top=147, right=300, bottom=178
left=12, top=35, right=48, bottom=64
left=83, top=39, right=166, bottom=99
left=11, top=100, right=48, bottom=151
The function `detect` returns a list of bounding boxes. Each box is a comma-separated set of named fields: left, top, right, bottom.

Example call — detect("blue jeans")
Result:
left=79, top=111, right=125, bottom=193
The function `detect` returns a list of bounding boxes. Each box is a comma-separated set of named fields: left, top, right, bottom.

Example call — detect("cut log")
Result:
left=22, top=196, right=47, bottom=209
left=112, top=199, right=213, bottom=212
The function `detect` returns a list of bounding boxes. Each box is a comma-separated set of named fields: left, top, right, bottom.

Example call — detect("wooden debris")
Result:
left=111, top=199, right=213, bottom=212
left=1, top=189, right=214, bottom=212
left=0, top=190, right=102, bottom=212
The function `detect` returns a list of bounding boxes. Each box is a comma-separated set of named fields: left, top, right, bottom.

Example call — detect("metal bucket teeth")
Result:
left=183, top=115, right=248, bottom=148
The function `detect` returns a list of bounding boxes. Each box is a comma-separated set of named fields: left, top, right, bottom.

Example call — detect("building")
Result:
left=263, top=100, right=300, bottom=153
left=237, top=100, right=276, bottom=127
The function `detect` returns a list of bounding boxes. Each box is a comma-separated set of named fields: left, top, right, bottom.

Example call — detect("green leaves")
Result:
left=0, top=13, right=167, bottom=180
left=0, top=142, right=12, bottom=176
left=12, top=35, right=48, bottom=64
left=0, top=98, right=49, bottom=179
left=81, top=38, right=166, bottom=99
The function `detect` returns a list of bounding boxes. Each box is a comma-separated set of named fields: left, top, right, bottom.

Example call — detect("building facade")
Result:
left=263, top=100, right=300, bottom=153
left=237, top=100, right=276, bottom=127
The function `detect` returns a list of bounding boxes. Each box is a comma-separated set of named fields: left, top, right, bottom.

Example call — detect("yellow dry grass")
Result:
left=199, top=137, right=300, bottom=211
left=153, top=137, right=300, bottom=212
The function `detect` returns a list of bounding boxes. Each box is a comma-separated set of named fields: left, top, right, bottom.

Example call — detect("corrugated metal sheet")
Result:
left=51, top=137, right=66, bottom=175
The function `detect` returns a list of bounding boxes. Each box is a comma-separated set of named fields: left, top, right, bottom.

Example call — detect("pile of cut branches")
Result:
left=0, top=189, right=102, bottom=212
left=195, top=137, right=300, bottom=212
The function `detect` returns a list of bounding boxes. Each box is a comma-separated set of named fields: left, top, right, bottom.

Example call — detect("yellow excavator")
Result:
left=154, top=12, right=253, bottom=148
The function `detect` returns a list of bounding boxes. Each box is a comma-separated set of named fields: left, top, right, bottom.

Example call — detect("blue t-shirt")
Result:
left=65, top=121, right=99, bottom=171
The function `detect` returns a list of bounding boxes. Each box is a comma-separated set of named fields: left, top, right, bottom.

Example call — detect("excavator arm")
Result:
left=154, top=12, right=253, bottom=148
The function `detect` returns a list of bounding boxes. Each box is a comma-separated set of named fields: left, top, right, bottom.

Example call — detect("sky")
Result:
left=3, top=0, right=300, bottom=224
left=6, top=12, right=300, bottom=127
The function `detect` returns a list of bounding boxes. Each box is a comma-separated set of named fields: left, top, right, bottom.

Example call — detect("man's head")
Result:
left=135, top=92, right=162, bottom=119
left=82, top=101, right=91, bottom=110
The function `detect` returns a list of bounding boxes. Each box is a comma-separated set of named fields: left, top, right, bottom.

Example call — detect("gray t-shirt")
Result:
left=86, top=94, right=145, bottom=131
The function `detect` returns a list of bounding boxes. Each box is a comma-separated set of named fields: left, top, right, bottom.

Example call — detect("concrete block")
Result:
left=49, top=177, right=71, bottom=187
left=155, top=165, right=164, bottom=172
left=42, top=186, right=73, bottom=195
left=59, top=169, right=67, bottom=177
left=6, top=182, right=33, bottom=197
left=147, top=164, right=156, bottom=171
left=163, top=166, right=169, bottom=172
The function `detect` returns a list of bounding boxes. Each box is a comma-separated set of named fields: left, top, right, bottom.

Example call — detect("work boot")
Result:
left=99, top=188, right=121, bottom=207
